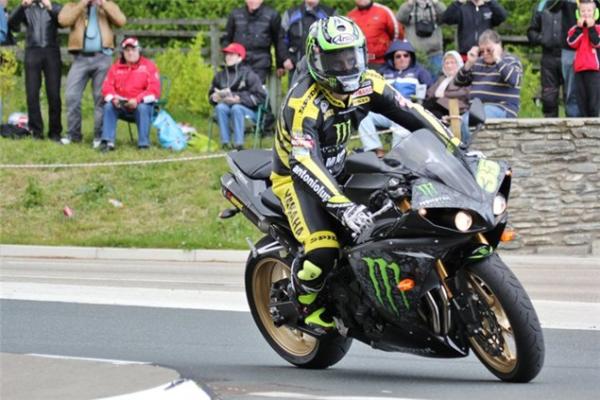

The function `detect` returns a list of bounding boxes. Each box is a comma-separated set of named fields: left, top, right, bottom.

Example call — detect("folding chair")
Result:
left=206, top=92, right=271, bottom=151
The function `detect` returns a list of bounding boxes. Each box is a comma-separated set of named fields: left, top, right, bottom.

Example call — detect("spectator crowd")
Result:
left=1, top=0, right=599, bottom=152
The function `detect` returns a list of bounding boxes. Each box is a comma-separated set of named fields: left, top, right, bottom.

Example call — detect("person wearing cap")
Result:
left=99, top=37, right=161, bottom=151
left=208, top=42, right=266, bottom=150
left=59, top=0, right=126, bottom=147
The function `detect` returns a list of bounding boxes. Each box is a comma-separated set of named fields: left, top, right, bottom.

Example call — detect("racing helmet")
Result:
left=305, top=16, right=367, bottom=94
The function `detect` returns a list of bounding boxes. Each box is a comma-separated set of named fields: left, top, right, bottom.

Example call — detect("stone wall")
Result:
left=472, top=118, right=600, bottom=255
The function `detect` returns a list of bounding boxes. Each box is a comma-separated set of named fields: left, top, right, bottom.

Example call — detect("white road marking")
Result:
left=26, top=353, right=149, bottom=365
left=0, top=282, right=250, bottom=312
left=1, top=282, right=599, bottom=330
left=248, top=393, right=424, bottom=400
left=97, top=379, right=210, bottom=400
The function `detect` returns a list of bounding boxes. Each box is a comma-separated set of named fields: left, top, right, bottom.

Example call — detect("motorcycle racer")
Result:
left=271, top=16, right=440, bottom=329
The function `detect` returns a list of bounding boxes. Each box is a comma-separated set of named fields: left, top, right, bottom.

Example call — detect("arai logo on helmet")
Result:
left=332, top=33, right=355, bottom=45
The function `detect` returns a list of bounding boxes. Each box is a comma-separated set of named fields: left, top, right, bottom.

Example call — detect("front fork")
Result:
left=434, top=233, right=492, bottom=336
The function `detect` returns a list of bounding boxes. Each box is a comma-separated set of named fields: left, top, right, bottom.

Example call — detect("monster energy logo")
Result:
left=417, top=182, right=437, bottom=197
left=362, top=257, right=410, bottom=314
left=333, top=120, right=351, bottom=144
left=468, top=245, right=494, bottom=260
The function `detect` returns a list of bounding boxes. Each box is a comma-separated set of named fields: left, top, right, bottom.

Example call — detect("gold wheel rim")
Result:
left=253, top=257, right=317, bottom=357
left=467, top=272, right=517, bottom=374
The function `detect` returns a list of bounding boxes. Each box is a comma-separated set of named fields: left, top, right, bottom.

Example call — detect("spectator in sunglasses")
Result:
left=359, top=39, right=433, bottom=157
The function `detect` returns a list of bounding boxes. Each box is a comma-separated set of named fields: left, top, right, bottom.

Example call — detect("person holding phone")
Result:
left=59, top=0, right=126, bottom=147
left=454, top=29, right=523, bottom=144
left=567, top=0, right=600, bottom=117
left=99, top=37, right=161, bottom=151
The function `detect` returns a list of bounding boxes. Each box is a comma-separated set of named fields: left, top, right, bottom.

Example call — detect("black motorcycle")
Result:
left=219, top=105, right=544, bottom=383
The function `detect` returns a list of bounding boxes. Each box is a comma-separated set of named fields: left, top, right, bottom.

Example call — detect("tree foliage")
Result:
left=111, top=0, right=538, bottom=35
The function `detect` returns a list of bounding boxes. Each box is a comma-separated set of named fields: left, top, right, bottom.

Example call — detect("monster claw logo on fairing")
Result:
left=362, top=257, right=411, bottom=314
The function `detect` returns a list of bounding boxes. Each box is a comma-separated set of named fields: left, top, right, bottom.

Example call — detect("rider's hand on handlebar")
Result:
left=342, top=204, right=373, bottom=235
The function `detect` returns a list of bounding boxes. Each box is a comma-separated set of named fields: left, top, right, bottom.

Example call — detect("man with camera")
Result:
left=59, top=0, right=126, bottom=147
left=454, top=29, right=522, bottom=143
left=396, top=0, right=446, bottom=77
left=99, top=37, right=161, bottom=152
left=9, top=0, right=62, bottom=141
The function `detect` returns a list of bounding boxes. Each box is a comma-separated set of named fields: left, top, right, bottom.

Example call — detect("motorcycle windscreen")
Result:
left=387, top=129, right=484, bottom=202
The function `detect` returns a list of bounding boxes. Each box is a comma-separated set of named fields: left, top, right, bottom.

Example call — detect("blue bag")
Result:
left=152, top=110, right=187, bottom=151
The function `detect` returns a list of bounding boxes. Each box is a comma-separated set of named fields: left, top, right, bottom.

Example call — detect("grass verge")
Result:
left=0, top=137, right=266, bottom=249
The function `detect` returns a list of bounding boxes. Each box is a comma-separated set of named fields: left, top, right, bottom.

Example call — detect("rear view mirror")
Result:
left=468, top=98, right=486, bottom=127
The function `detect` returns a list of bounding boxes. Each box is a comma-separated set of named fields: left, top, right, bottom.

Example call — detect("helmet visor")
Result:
left=314, top=47, right=366, bottom=77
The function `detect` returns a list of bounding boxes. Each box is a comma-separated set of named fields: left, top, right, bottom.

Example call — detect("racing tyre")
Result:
left=465, top=254, right=545, bottom=382
left=245, top=236, right=352, bottom=369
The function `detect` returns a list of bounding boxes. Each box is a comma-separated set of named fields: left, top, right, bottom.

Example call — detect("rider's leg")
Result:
left=271, top=173, right=340, bottom=328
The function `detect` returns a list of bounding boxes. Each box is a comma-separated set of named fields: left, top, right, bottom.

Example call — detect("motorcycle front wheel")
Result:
left=245, top=236, right=352, bottom=369
left=465, top=254, right=545, bottom=382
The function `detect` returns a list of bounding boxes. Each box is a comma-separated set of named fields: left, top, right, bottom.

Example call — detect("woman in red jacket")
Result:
left=567, top=0, right=600, bottom=117
left=99, top=37, right=161, bottom=151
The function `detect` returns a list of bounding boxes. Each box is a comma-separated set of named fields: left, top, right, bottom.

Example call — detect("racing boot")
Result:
left=294, top=260, right=336, bottom=330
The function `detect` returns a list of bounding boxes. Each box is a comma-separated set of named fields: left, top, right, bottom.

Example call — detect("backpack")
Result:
left=0, top=124, right=30, bottom=139
left=413, top=3, right=436, bottom=38
left=152, top=110, right=187, bottom=151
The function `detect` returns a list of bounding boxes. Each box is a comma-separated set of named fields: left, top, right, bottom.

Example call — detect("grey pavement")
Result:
left=0, top=353, right=180, bottom=400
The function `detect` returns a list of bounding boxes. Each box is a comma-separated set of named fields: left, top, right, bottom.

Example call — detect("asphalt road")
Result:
left=1, top=254, right=599, bottom=400
left=2, top=300, right=599, bottom=400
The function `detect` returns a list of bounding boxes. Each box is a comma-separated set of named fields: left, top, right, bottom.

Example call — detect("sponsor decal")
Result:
left=476, top=160, right=500, bottom=193
left=332, top=33, right=355, bottom=45
left=333, top=120, right=352, bottom=144
left=416, top=182, right=437, bottom=197
left=418, top=195, right=452, bottom=207
left=362, top=257, right=411, bottom=314
left=351, top=96, right=370, bottom=106
left=283, top=189, right=305, bottom=237
left=291, top=133, right=314, bottom=150
left=320, top=100, right=329, bottom=114
left=324, top=109, right=335, bottom=120
left=309, top=232, right=337, bottom=245
left=352, top=86, right=373, bottom=98
left=468, top=245, right=494, bottom=260
left=292, top=165, right=332, bottom=202
left=324, top=148, right=346, bottom=169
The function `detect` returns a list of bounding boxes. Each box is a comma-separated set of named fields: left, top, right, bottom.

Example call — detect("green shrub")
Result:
left=155, top=34, right=215, bottom=118
left=506, top=45, right=543, bottom=118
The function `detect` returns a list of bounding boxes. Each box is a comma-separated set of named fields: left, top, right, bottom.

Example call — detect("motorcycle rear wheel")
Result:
left=245, top=236, right=352, bottom=369
left=465, top=254, right=545, bottom=382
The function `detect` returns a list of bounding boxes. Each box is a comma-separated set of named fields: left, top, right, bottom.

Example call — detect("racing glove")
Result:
left=326, top=196, right=373, bottom=235
left=342, top=204, right=374, bottom=235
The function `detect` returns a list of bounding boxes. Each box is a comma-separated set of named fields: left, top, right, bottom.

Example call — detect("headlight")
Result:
left=454, top=211, right=473, bottom=232
left=493, top=194, right=507, bottom=215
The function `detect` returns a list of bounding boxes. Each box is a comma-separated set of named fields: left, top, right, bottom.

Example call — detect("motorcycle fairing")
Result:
left=346, top=237, right=467, bottom=325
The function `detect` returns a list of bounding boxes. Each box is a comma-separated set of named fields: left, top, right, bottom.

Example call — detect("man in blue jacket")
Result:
left=359, top=39, right=433, bottom=157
